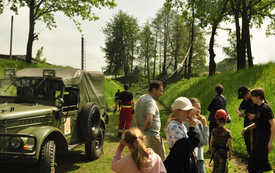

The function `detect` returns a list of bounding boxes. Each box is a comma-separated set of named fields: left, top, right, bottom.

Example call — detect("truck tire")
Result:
left=80, top=103, right=101, bottom=141
left=85, top=128, right=104, bottom=161
left=39, top=140, right=56, bottom=173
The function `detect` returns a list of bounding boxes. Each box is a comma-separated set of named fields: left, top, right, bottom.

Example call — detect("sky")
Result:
left=0, top=0, right=274, bottom=71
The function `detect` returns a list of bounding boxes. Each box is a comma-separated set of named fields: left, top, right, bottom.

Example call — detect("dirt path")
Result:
left=204, top=155, right=248, bottom=172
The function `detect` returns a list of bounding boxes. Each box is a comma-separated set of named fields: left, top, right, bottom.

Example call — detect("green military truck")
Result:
left=0, top=68, right=108, bottom=173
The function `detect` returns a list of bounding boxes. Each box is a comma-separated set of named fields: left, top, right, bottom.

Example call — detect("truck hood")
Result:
left=0, top=102, right=58, bottom=120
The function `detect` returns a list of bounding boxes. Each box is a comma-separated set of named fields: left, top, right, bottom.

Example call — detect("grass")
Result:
left=159, top=62, right=275, bottom=165
left=1, top=59, right=274, bottom=172
left=104, top=78, right=123, bottom=111
left=0, top=98, right=250, bottom=172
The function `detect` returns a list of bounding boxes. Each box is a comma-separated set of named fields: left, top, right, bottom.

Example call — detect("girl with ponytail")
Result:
left=111, top=127, right=166, bottom=173
left=242, top=88, right=275, bottom=173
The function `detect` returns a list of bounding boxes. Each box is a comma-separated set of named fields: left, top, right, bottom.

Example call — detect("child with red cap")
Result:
left=209, top=109, right=232, bottom=173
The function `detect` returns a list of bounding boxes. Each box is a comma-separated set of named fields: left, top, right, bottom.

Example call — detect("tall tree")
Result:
left=102, top=10, right=139, bottom=78
left=0, top=0, right=116, bottom=63
left=230, top=0, right=275, bottom=70
left=129, top=19, right=139, bottom=74
left=206, top=0, right=230, bottom=76
left=139, top=22, right=155, bottom=85
left=242, top=0, right=275, bottom=68
left=165, top=0, right=198, bottom=79
left=169, top=13, right=189, bottom=81
left=152, top=6, right=174, bottom=77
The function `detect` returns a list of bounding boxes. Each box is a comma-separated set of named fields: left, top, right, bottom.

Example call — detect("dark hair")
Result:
left=124, top=84, right=129, bottom=90
left=149, top=80, right=163, bottom=92
left=251, top=88, right=269, bottom=105
left=215, top=84, right=224, bottom=95
left=189, top=97, right=200, bottom=104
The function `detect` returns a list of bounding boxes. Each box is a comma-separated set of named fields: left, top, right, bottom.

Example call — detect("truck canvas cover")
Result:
left=16, top=68, right=105, bottom=110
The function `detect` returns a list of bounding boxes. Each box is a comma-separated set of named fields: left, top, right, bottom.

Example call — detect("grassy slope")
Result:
left=104, top=78, right=123, bottom=110
left=159, top=62, right=275, bottom=164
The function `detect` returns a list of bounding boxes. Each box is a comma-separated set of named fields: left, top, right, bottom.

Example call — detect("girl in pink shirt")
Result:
left=111, top=127, right=166, bottom=173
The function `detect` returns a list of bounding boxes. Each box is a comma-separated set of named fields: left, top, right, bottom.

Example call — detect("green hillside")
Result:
left=104, top=78, right=123, bottom=110
left=159, top=62, right=275, bottom=164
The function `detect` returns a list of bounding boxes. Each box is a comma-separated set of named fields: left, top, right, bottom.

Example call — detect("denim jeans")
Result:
left=197, top=160, right=205, bottom=173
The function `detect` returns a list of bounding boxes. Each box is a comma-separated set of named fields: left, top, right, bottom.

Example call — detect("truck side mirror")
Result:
left=55, top=98, right=64, bottom=109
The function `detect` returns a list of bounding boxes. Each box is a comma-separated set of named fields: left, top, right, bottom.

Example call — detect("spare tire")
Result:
left=80, top=103, right=101, bottom=141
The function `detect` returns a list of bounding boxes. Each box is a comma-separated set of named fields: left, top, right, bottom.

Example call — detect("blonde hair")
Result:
left=165, top=112, right=176, bottom=133
left=122, top=127, right=149, bottom=171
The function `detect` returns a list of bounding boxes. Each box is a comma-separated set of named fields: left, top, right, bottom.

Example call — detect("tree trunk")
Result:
left=159, top=32, right=162, bottom=75
left=246, top=26, right=253, bottom=67
left=162, top=14, right=170, bottom=77
left=184, top=58, right=187, bottom=79
left=162, top=32, right=167, bottom=77
left=146, top=36, right=150, bottom=86
left=231, top=0, right=245, bottom=70
left=26, top=0, right=35, bottom=63
left=208, top=25, right=217, bottom=77
left=241, top=0, right=248, bottom=69
left=130, top=42, right=134, bottom=86
left=153, top=32, right=158, bottom=80
left=187, top=9, right=194, bottom=79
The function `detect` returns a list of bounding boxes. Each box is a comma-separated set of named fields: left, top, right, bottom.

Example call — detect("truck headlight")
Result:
left=9, top=137, right=23, bottom=149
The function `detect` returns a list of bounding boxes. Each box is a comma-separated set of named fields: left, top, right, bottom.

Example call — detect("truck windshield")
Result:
left=0, top=77, right=63, bottom=99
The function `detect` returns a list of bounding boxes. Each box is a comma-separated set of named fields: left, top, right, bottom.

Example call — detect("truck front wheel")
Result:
left=85, top=128, right=103, bottom=161
left=39, top=140, right=56, bottom=173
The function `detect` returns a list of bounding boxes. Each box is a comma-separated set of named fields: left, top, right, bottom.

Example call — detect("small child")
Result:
left=209, top=109, right=232, bottom=173
left=111, top=127, right=166, bottom=173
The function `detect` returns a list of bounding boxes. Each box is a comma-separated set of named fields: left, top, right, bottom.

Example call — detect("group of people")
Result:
left=111, top=81, right=275, bottom=173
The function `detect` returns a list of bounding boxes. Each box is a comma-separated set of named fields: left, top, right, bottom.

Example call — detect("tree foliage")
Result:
left=102, top=10, right=139, bottom=78
left=139, top=22, right=155, bottom=85
left=102, top=8, right=207, bottom=82
left=0, top=0, right=116, bottom=63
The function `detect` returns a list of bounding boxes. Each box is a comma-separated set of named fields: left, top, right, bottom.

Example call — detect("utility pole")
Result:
left=10, top=15, right=14, bottom=59
left=81, top=34, right=86, bottom=70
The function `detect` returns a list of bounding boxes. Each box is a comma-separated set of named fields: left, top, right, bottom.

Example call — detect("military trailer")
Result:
left=0, top=68, right=108, bottom=173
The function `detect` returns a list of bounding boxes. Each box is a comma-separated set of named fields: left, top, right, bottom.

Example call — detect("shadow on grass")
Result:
left=0, top=149, right=103, bottom=173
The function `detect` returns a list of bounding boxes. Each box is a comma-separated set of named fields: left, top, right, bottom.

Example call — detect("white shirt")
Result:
left=166, top=120, right=188, bottom=149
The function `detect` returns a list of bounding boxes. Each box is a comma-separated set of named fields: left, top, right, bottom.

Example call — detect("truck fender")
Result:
left=18, top=126, right=68, bottom=160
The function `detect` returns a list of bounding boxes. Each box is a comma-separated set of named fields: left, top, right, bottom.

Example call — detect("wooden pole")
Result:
left=10, top=15, right=14, bottom=59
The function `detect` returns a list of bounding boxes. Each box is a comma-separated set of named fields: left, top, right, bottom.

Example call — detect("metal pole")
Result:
left=81, top=34, right=84, bottom=70
left=10, top=15, right=14, bottom=59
